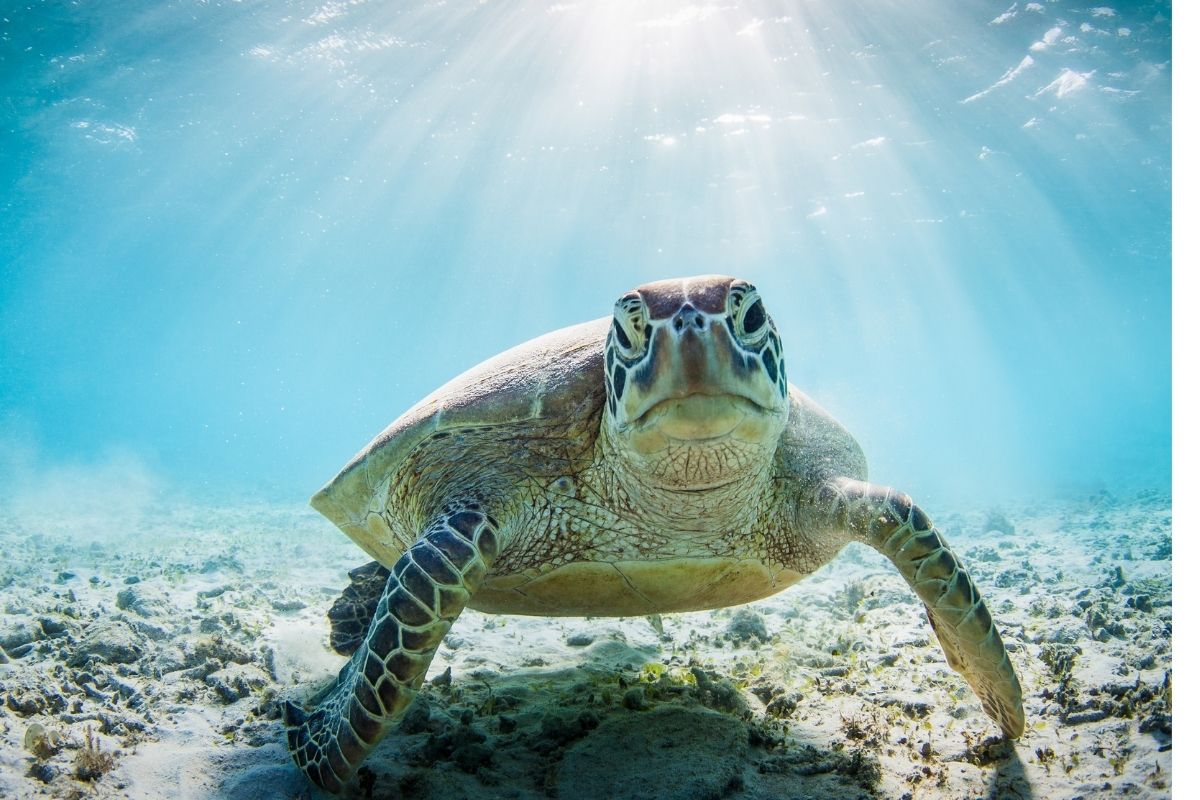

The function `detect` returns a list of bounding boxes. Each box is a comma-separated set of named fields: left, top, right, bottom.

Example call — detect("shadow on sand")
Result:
left=983, top=740, right=1032, bottom=800
left=214, top=665, right=888, bottom=800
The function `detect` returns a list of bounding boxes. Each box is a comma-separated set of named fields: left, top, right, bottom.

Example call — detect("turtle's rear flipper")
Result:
left=328, top=562, right=391, bottom=656
left=824, top=478, right=1025, bottom=739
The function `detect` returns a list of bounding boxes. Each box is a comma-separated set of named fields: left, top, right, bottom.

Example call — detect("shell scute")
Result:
left=311, top=318, right=609, bottom=564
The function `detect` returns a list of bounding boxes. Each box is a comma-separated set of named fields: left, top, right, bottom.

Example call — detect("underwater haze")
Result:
left=0, top=3, right=1176, bottom=799
left=0, top=0, right=1171, bottom=509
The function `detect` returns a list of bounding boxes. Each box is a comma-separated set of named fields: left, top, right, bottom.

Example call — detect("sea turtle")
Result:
left=285, top=275, right=1024, bottom=791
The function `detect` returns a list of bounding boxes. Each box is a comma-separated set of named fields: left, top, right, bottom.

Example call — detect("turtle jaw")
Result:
left=616, top=411, right=783, bottom=492
left=629, top=392, right=772, bottom=443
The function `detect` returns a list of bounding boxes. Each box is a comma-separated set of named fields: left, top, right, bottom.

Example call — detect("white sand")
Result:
left=0, top=491, right=1171, bottom=798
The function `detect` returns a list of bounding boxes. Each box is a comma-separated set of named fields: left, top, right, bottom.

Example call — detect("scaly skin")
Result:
left=285, top=508, right=500, bottom=792
left=290, top=275, right=1025, bottom=791
left=820, top=477, right=1025, bottom=738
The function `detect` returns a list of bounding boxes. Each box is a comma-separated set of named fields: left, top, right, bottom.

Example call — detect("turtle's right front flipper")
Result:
left=284, top=508, right=501, bottom=793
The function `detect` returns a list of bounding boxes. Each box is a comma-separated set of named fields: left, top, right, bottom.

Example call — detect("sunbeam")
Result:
left=0, top=0, right=1171, bottom=502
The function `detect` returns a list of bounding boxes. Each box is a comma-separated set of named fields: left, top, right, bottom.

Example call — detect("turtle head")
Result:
left=602, top=275, right=790, bottom=489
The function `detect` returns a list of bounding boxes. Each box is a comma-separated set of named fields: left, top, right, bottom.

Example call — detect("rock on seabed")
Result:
left=69, top=619, right=145, bottom=665
left=557, top=705, right=748, bottom=800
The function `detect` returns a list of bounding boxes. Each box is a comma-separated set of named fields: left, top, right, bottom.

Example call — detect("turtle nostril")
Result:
left=673, top=305, right=705, bottom=333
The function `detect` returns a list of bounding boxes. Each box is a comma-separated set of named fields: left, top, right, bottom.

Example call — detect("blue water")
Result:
left=0, top=1, right=1171, bottom=510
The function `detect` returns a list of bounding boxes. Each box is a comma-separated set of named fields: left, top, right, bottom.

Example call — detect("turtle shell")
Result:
left=311, top=317, right=610, bottom=567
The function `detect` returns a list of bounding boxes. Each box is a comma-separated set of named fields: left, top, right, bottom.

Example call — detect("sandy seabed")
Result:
left=0, top=490, right=1171, bottom=799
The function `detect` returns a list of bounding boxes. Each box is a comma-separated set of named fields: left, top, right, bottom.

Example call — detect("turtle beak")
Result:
left=625, top=305, right=773, bottom=429
left=672, top=305, right=711, bottom=390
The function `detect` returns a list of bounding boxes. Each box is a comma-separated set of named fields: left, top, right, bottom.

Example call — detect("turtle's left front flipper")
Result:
left=822, top=477, right=1025, bottom=738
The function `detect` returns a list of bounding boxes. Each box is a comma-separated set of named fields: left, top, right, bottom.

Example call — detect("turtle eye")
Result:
left=730, top=286, right=770, bottom=345
left=742, top=300, right=766, bottom=334
left=611, top=296, right=648, bottom=359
